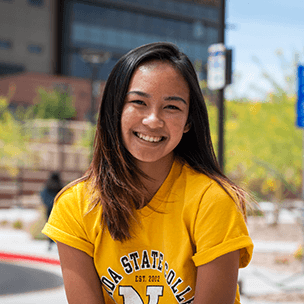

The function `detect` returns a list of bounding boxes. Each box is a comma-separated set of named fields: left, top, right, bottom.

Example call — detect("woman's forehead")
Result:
left=137, top=60, right=161, bottom=73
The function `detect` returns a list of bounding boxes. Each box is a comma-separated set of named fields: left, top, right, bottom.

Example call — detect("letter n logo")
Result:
left=119, top=286, right=163, bottom=304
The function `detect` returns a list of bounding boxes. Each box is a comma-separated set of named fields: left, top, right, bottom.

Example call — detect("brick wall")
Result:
left=0, top=72, right=105, bottom=121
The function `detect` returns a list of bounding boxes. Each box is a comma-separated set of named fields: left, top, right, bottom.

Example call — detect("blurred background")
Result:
left=0, top=0, right=304, bottom=303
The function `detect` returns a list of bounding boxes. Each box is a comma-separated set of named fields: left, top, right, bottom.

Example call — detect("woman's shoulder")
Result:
left=180, top=161, right=214, bottom=186
left=55, top=176, right=91, bottom=208
left=180, top=161, right=233, bottom=201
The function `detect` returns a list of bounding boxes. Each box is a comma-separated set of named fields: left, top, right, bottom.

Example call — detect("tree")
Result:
left=225, top=95, right=301, bottom=200
left=216, top=49, right=303, bottom=224
left=28, top=87, right=77, bottom=170
left=1, top=86, right=77, bottom=175
left=30, top=87, right=76, bottom=120
left=0, top=96, right=31, bottom=176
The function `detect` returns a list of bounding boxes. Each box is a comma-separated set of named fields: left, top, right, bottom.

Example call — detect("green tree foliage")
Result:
left=1, top=86, right=77, bottom=176
left=224, top=93, right=301, bottom=200
left=200, top=80, right=219, bottom=153
left=201, top=49, right=302, bottom=206
left=0, top=96, right=30, bottom=176
left=77, top=123, right=96, bottom=163
left=31, top=87, right=76, bottom=120
left=204, top=92, right=301, bottom=201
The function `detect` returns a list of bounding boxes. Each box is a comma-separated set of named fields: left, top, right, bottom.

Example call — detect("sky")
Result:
left=225, top=0, right=304, bottom=100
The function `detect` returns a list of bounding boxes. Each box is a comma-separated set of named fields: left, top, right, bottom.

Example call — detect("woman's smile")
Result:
left=134, top=132, right=165, bottom=143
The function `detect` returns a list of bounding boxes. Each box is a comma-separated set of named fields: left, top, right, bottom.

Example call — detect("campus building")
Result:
left=0, top=0, right=220, bottom=81
left=58, top=0, right=220, bottom=81
left=0, top=0, right=221, bottom=204
left=0, top=0, right=221, bottom=120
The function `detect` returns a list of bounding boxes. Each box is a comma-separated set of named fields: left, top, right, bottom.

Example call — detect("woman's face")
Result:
left=121, top=61, right=190, bottom=167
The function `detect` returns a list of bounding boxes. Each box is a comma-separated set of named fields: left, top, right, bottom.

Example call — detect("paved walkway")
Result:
left=0, top=208, right=304, bottom=304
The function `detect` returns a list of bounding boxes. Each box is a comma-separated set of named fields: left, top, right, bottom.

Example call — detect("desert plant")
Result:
left=0, top=96, right=32, bottom=176
left=294, top=245, right=303, bottom=261
left=29, top=206, right=48, bottom=240
left=274, top=257, right=290, bottom=265
left=12, top=219, right=23, bottom=230
left=0, top=220, right=9, bottom=226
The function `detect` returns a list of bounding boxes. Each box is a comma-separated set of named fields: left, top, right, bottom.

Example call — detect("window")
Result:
left=193, top=21, right=205, bottom=40
left=27, top=44, right=43, bottom=54
left=0, top=39, right=12, bottom=50
left=27, top=0, right=44, bottom=7
left=0, top=63, right=25, bottom=76
left=207, top=27, right=218, bottom=44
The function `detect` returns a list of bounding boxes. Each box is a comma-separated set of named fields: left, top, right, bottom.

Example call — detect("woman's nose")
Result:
left=142, top=111, right=164, bottom=129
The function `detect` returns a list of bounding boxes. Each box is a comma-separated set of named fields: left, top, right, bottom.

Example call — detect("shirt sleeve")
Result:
left=192, top=182, right=253, bottom=268
left=41, top=184, right=95, bottom=257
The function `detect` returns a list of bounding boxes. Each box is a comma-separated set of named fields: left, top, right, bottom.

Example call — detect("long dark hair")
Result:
left=60, top=42, right=250, bottom=241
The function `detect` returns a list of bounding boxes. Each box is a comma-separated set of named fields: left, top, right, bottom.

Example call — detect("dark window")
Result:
left=0, top=63, right=25, bottom=76
left=28, top=0, right=44, bottom=7
left=27, top=44, right=43, bottom=54
left=0, top=39, right=12, bottom=50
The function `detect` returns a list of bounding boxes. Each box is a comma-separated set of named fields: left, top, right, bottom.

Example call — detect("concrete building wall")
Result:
left=0, top=0, right=56, bottom=74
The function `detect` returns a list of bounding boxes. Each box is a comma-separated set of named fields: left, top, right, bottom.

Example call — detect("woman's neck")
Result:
left=136, top=154, right=175, bottom=203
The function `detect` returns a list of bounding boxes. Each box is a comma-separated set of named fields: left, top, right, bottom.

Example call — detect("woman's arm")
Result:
left=57, top=242, right=105, bottom=304
left=193, top=250, right=240, bottom=304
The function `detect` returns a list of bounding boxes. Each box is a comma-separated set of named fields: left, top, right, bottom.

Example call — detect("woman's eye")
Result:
left=131, top=100, right=145, bottom=105
left=166, top=105, right=180, bottom=110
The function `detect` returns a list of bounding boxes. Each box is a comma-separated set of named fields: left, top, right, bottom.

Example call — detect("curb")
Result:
left=0, top=252, right=60, bottom=265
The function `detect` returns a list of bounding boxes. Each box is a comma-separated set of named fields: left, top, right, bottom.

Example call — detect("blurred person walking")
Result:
left=40, top=172, right=63, bottom=251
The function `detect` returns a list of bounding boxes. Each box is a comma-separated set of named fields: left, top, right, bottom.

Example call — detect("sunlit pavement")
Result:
left=0, top=207, right=304, bottom=304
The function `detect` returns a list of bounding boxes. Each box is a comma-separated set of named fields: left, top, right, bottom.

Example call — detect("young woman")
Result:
left=42, top=42, right=253, bottom=304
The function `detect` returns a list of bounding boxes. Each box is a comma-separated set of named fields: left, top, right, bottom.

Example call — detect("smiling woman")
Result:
left=121, top=61, right=190, bottom=171
left=42, top=42, right=253, bottom=304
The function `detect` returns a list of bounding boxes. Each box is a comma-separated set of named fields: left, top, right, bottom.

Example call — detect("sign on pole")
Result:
left=297, top=65, right=304, bottom=127
left=297, top=65, right=304, bottom=275
left=207, top=43, right=226, bottom=90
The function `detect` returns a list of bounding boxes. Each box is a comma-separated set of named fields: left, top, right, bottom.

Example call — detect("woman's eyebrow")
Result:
left=126, top=91, right=151, bottom=98
left=165, top=96, right=187, bottom=104
left=126, top=91, right=187, bottom=104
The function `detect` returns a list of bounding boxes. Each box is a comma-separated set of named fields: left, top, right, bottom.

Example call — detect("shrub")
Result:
left=12, top=219, right=23, bottom=229
left=294, top=245, right=303, bottom=261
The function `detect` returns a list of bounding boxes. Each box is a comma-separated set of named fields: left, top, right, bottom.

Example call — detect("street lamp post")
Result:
left=218, top=0, right=226, bottom=172
left=80, top=49, right=111, bottom=124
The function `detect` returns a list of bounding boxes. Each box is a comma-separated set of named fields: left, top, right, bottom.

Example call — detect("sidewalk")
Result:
left=0, top=231, right=66, bottom=304
left=1, top=208, right=304, bottom=304
left=0, top=208, right=66, bottom=304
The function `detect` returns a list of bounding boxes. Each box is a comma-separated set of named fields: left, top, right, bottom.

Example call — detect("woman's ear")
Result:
left=183, top=121, right=191, bottom=133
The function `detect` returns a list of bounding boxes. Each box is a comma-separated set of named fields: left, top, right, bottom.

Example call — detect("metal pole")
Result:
left=218, top=91, right=225, bottom=171
left=218, top=0, right=225, bottom=172
left=302, top=130, right=304, bottom=272
left=80, top=49, right=111, bottom=124
left=90, top=64, right=98, bottom=124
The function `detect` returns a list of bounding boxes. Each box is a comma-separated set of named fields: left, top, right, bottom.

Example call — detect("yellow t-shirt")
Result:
left=42, top=160, right=253, bottom=304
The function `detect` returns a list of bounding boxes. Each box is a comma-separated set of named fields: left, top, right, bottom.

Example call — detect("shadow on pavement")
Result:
left=0, top=262, right=63, bottom=296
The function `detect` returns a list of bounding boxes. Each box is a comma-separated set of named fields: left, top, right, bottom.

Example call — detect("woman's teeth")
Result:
left=136, top=132, right=163, bottom=143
